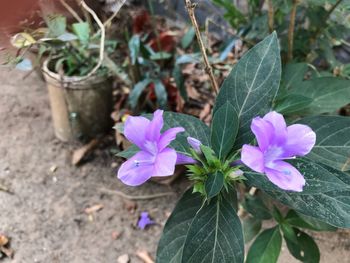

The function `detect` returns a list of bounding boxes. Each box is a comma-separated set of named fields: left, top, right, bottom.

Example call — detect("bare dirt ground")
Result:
left=0, top=67, right=349, bottom=262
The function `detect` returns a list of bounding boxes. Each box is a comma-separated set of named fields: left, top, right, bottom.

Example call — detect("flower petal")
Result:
left=187, top=137, right=202, bottom=152
left=251, top=117, right=274, bottom=151
left=117, top=151, right=154, bottom=186
left=124, top=116, right=150, bottom=149
left=263, top=111, right=287, bottom=145
left=176, top=153, right=196, bottom=164
left=158, top=127, right=185, bottom=151
left=153, top=148, right=177, bottom=177
left=265, top=161, right=305, bottom=192
left=146, top=109, right=164, bottom=142
left=241, top=145, right=265, bottom=173
left=283, top=124, right=316, bottom=157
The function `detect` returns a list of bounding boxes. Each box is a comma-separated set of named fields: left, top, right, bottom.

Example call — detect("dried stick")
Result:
left=79, top=0, right=105, bottom=78
left=267, top=0, right=274, bottom=33
left=287, top=0, right=299, bottom=62
left=184, top=0, right=219, bottom=94
left=60, top=0, right=83, bottom=23
left=99, top=187, right=174, bottom=200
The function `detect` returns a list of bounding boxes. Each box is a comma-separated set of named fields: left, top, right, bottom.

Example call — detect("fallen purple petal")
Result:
left=137, top=212, right=154, bottom=230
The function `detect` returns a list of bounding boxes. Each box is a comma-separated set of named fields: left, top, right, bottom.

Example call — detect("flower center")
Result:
left=264, top=146, right=284, bottom=166
left=133, top=159, right=154, bottom=167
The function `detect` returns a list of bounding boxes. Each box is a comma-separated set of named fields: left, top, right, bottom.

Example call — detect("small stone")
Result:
left=117, top=254, right=130, bottom=263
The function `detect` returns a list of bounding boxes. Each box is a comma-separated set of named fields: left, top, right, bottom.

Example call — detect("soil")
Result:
left=0, top=67, right=349, bottom=262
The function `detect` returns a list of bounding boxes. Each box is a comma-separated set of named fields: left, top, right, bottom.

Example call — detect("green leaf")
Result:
left=181, top=195, right=244, bottom=263
left=295, top=116, right=350, bottom=171
left=156, top=189, right=203, bottom=263
left=243, top=217, right=262, bottom=243
left=173, top=65, right=187, bottom=100
left=129, top=35, right=140, bottom=65
left=291, top=77, right=350, bottom=114
left=280, top=223, right=298, bottom=244
left=162, top=112, right=210, bottom=156
left=129, top=79, right=152, bottom=109
left=274, top=94, right=313, bottom=115
left=285, top=210, right=337, bottom=232
left=282, top=62, right=308, bottom=90
left=46, top=15, right=66, bottom=37
left=154, top=80, right=168, bottom=109
left=116, top=144, right=139, bottom=158
left=72, top=22, right=90, bottom=44
left=245, top=158, right=350, bottom=228
left=243, top=195, right=272, bottom=220
left=150, top=52, right=172, bottom=60
left=181, top=27, right=195, bottom=49
left=214, top=32, right=281, bottom=149
left=246, top=226, right=282, bottom=263
left=205, top=171, right=224, bottom=198
left=285, top=229, right=320, bottom=263
left=211, top=102, right=238, bottom=160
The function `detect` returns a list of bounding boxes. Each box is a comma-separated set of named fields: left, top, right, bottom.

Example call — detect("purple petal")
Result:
left=176, top=153, right=196, bottom=164
left=263, top=111, right=287, bottom=145
left=251, top=117, right=274, bottom=151
left=137, top=212, right=154, bottom=229
left=241, top=145, right=264, bottom=173
left=117, top=151, right=155, bottom=186
left=146, top=110, right=164, bottom=142
left=264, top=161, right=305, bottom=192
left=283, top=124, right=316, bottom=157
left=153, top=148, right=177, bottom=177
left=124, top=116, right=150, bottom=150
left=158, top=127, right=185, bottom=151
left=187, top=137, right=202, bottom=152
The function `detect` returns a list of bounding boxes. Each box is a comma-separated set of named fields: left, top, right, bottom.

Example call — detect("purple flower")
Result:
left=118, top=110, right=192, bottom=186
left=241, top=111, right=316, bottom=192
left=137, top=212, right=154, bottom=229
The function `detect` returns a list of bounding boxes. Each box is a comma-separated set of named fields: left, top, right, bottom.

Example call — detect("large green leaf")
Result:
left=181, top=195, right=244, bottom=263
left=211, top=102, right=238, bottom=160
left=118, top=112, right=210, bottom=158
left=282, top=62, right=308, bottom=90
left=246, top=226, right=282, bottom=263
left=274, top=94, right=312, bottom=115
left=296, top=116, right=350, bottom=171
left=214, top=32, right=281, bottom=149
left=291, top=77, right=350, bottom=114
left=156, top=189, right=202, bottom=263
left=245, top=159, right=350, bottom=228
left=205, top=171, right=225, bottom=198
left=243, top=217, right=262, bottom=243
left=285, top=229, right=320, bottom=263
left=243, top=195, right=272, bottom=220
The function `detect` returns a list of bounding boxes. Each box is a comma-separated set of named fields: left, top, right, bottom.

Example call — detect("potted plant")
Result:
left=10, top=1, right=127, bottom=142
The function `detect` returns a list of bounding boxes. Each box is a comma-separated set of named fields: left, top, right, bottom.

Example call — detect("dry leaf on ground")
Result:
left=117, top=254, right=130, bottom=263
left=71, top=139, right=99, bottom=166
left=84, top=204, right=104, bottom=214
left=136, top=250, right=154, bottom=263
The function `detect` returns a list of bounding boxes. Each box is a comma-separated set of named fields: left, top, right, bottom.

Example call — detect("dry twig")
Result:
left=184, top=0, right=219, bottom=94
left=60, top=0, right=83, bottom=22
left=99, top=187, right=174, bottom=200
left=287, top=0, right=299, bottom=62
left=79, top=0, right=105, bottom=78
left=267, top=0, right=274, bottom=33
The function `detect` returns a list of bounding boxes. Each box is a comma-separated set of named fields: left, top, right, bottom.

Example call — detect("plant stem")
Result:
left=287, top=0, right=299, bottom=62
left=184, top=0, right=219, bottom=94
left=267, top=0, right=274, bottom=33
left=60, top=0, right=83, bottom=23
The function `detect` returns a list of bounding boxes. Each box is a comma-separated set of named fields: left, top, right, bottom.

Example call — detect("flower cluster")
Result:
left=118, top=110, right=316, bottom=192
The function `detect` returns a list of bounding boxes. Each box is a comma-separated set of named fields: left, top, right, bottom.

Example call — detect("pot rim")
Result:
left=42, top=58, right=109, bottom=87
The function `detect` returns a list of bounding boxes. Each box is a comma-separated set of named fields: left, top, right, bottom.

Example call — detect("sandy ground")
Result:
left=0, top=67, right=349, bottom=262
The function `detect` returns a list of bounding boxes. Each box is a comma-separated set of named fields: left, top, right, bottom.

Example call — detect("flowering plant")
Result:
left=117, top=33, right=350, bottom=263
